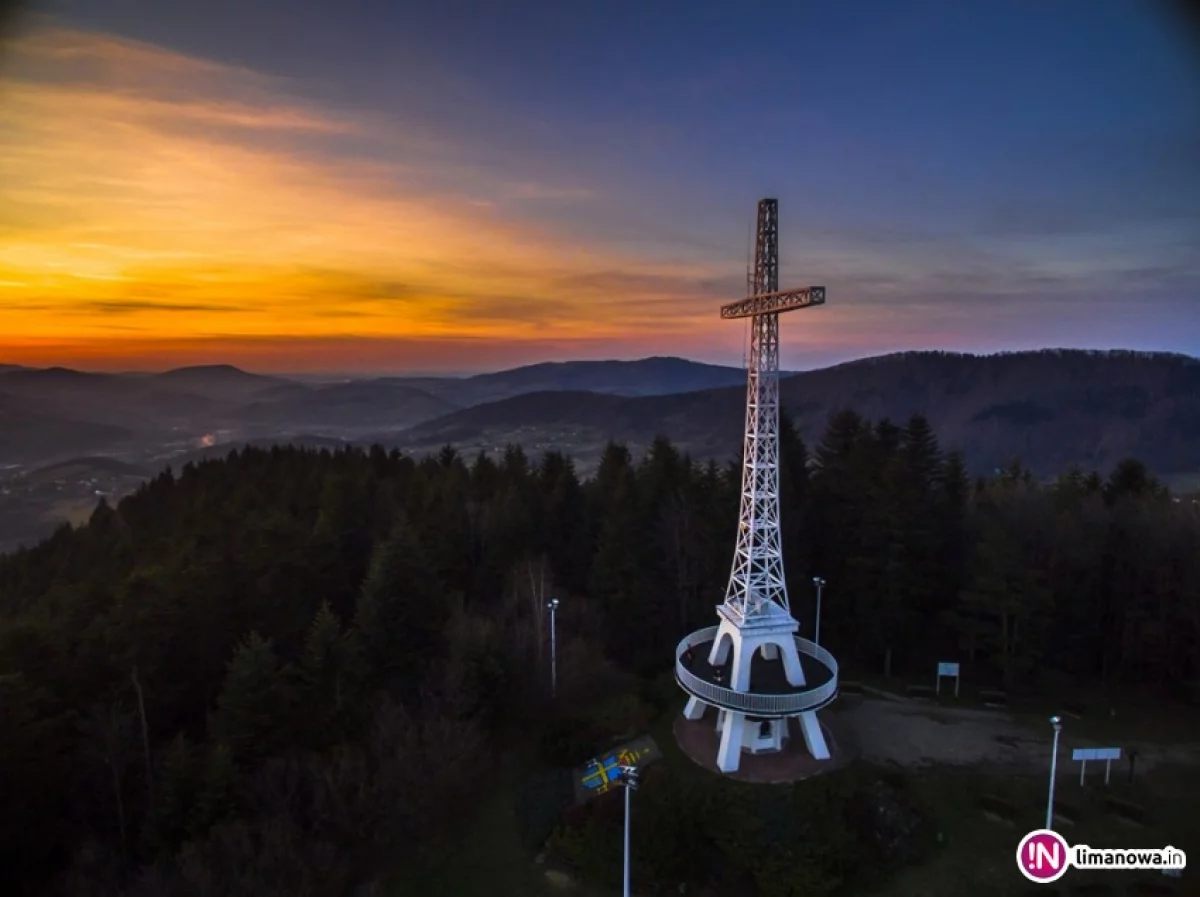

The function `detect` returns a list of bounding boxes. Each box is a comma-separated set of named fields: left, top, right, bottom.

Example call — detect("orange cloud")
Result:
left=0, top=21, right=755, bottom=370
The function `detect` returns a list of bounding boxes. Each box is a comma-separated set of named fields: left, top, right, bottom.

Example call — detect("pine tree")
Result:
left=208, top=631, right=290, bottom=765
left=294, top=602, right=360, bottom=748
left=353, top=520, right=451, bottom=689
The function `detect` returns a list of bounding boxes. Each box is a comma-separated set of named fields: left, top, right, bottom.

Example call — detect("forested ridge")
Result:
left=2, top=409, right=1198, bottom=896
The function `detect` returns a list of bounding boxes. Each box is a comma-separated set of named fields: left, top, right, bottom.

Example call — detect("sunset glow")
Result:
left=1, top=5, right=1196, bottom=373
left=1, top=25, right=744, bottom=370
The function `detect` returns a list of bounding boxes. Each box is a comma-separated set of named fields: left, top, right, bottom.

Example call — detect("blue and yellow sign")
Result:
left=572, top=735, right=662, bottom=804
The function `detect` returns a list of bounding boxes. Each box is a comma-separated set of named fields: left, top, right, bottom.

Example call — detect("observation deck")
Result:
left=675, top=625, right=838, bottom=718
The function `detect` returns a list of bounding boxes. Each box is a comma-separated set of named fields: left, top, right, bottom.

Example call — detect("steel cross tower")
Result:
left=672, top=198, right=835, bottom=775
left=721, top=198, right=826, bottom=622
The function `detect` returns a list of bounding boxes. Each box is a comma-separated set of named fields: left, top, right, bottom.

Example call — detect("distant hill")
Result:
left=4, top=351, right=1198, bottom=477
left=222, top=381, right=458, bottom=430
left=0, top=358, right=748, bottom=449
left=458, top=356, right=752, bottom=401
left=0, top=395, right=135, bottom=466
left=152, top=364, right=289, bottom=401
left=390, top=350, right=1200, bottom=477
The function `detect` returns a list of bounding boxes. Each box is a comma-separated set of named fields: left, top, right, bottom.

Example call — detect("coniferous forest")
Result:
left=2, top=410, right=1198, bottom=896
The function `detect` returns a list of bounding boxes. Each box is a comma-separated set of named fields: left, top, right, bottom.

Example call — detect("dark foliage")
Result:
left=1, top=416, right=1197, bottom=896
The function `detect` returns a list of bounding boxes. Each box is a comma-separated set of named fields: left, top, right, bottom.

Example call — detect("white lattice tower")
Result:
left=674, top=198, right=832, bottom=775
left=725, top=199, right=788, bottom=621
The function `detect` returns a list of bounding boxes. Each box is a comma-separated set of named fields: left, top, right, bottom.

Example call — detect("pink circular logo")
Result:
left=1017, top=829, right=1071, bottom=883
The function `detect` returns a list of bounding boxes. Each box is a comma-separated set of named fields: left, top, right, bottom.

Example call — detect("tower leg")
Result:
left=682, top=696, right=705, bottom=720
left=780, top=646, right=805, bottom=687
left=797, top=712, right=830, bottom=760
left=717, top=712, right=746, bottom=772
left=708, top=631, right=732, bottom=666
left=730, top=640, right=753, bottom=691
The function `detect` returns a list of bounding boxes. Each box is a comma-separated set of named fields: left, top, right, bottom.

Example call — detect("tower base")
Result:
left=683, top=697, right=830, bottom=772
left=672, top=708, right=846, bottom=783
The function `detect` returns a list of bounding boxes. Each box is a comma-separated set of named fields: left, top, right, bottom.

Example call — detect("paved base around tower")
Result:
left=673, top=706, right=853, bottom=784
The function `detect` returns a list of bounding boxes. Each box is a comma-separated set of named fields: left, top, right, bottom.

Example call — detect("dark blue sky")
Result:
left=9, top=0, right=1200, bottom=369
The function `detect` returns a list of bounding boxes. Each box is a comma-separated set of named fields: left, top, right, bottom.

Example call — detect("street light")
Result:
left=547, top=597, right=560, bottom=698
left=619, top=764, right=641, bottom=897
left=812, top=576, right=826, bottom=648
left=1046, top=715, right=1062, bottom=829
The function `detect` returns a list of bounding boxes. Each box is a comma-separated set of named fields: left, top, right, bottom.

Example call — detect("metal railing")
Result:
left=674, top=625, right=839, bottom=716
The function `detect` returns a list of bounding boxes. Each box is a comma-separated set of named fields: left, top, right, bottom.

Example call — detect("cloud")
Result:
left=2, top=20, right=1196, bottom=373
left=1, top=22, right=736, bottom=354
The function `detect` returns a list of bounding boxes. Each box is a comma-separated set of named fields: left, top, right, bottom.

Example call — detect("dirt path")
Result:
left=840, top=696, right=1199, bottom=773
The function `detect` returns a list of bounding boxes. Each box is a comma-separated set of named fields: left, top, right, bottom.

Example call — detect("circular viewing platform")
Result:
left=675, top=625, right=839, bottom=717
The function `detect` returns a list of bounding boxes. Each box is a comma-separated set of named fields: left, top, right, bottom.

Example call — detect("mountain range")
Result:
left=2, top=350, right=1199, bottom=481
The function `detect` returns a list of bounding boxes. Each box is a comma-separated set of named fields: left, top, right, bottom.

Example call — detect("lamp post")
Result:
left=812, top=576, right=826, bottom=648
left=1046, top=715, right=1062, bottom=829
left=619, top=764, right=641, bottom=897
left=546, top=597, right=560, bottom=698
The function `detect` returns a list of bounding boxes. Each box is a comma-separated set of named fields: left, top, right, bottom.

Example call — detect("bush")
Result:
left=548, top=762, right=905, bottom=896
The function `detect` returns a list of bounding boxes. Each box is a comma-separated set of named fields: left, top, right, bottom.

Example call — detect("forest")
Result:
left=1, top=408, right=1198, bottom=896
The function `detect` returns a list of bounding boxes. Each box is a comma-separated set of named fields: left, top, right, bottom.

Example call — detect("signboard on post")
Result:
left=935, top=662, right=960, bottom=697
left=1072, top=747, right=1121, bottom=786
left=572, top=734, right=662, bottom=804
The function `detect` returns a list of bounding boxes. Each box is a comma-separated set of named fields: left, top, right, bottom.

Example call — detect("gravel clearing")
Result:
left=839, top=695, right=1199, bottom=773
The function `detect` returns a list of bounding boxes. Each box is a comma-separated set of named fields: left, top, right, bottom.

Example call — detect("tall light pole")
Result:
left=547, top=597, right=560, bottom=698
left=812, top=576, right=826, bottom=648
left=619, top=764, right=641, bottom=897
left=1046, top=715, right=1062, bottom=829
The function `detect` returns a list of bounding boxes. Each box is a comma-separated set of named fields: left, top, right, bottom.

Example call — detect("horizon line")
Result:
left=2, top=346, right=1198, bottom=379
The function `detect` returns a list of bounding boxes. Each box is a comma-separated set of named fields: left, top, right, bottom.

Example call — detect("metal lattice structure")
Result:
left=720, top=199, right=826, bottom=622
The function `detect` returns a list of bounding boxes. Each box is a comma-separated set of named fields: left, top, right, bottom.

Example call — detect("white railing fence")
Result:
left=674, top=625, right=839, bottom=715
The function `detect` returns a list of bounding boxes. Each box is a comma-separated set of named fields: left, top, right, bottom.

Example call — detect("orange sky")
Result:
left=8, top=17, right=1190, bottom=374
left=0, top=21, right=843, bottom=373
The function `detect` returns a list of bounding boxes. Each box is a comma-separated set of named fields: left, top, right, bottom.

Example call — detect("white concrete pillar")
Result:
left=797, top=712, right=830, bottom=760
left=717, top=712, right=746, bottom=772
left=779, top=639, right=806, bottom=686
left=730, top=639, right=754, bottom=691
left=682, top=696, right=706, bottom=720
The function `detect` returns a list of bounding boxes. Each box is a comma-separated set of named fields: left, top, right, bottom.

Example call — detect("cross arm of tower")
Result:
left=719, top=286, right=826, bottom=319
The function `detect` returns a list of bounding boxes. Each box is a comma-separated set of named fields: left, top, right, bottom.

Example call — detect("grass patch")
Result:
left=980, top=793, right=1022, bottom=825
left=1008, top=686, right=1200, bottom=746
left=1067, top=883, right=1117, bottom=896
left=381, top=698, right=1198, bottom=897
left=1053, top=799, right=1081, bottom=826
left=1127, top=881, right=1180, bottom=896
left=861, top=763, right=1200, bottom=897
left=981, top=689, right=1010, bottom=708
left=381, top=778, right=598, bottom=897
left=1103, top=795, right=1147, bottom=826
left=42, top=497, right=98, bottom=526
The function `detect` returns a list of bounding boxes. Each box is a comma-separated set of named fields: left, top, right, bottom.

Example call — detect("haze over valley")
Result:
left=4, top=348, right=1198, bottom=554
